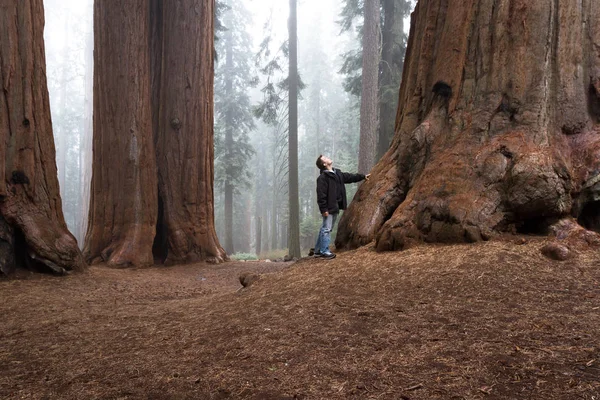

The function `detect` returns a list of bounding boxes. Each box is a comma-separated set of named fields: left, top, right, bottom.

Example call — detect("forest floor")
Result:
left=1, top=238, right=600, bottom=400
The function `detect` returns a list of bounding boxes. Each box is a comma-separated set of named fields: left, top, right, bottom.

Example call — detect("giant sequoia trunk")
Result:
left=84, top=0, right=157, bottom=267
left=154, top=0, right=226, bottom=263
left=85, top=0, right=225, bottom=266
left=0, top=0, right=85, bottom=275
left=337, top=0, right=600, bottom=251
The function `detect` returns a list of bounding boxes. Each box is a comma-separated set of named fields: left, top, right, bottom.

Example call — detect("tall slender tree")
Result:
left=288, top=0, right=301, bottom=258
left=358, top=0, right=380, bottom=174
left=337, top=0, right=600, bottom=251
left=0, top=0, right=85, bottom=275
left=377, top=0, right=410, bottom=159
left=339, top=0, right=412, bottom=161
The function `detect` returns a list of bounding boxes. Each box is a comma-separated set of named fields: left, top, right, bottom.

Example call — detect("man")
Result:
left=313, top=155, right=369, bottom=259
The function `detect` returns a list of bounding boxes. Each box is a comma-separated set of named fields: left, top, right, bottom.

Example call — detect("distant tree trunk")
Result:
left=255, top=216, right=262, bottom=256
left=155, top=0, right=226, bottom=264
left=280, top=220, right=288, bottom=250
left=271, top=187, right=278, bottom=251
left=337, top=0, right=600, bottom=251
left=0, top=0, right=85, bottom=275
left=242, top=196, right=252, bottom=252
left=288, top=0, right=301, bottom=258
left=377, top=0, right=406, bottom=160
left=358, top=0, right=380, bottom=174
left=84, top=0, right=158, bottom=267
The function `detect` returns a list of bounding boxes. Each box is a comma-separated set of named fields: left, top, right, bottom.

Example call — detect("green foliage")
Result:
left=339, top=0, right=364, bottom=33
left=339, top=47, right=363, bottom=97
left=338, top=0, right=413, bottom=98
left=214, top=0, right=257, bottom=193
left=230, top=253, right=259, bottom=261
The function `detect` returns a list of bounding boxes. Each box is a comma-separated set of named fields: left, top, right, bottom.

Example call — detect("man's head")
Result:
left=316, top=155, right=332, bottom=170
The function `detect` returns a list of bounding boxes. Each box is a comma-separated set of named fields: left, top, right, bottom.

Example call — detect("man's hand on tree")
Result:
left=365, top=174, right=371, bottom=181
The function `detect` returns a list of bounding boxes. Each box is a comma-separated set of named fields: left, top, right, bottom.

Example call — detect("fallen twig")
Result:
left=405, top=383, right=423, bottom=391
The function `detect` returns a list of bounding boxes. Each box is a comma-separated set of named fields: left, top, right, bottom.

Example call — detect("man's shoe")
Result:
left=308, top=248, right=315, bottom=256
left=321, top=252, right=336, bottom=260
left=313, top=252, right=322, bottom=258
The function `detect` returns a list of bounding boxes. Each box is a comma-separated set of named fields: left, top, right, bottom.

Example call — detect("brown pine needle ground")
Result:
left=1, top=238, right=600, bottom=399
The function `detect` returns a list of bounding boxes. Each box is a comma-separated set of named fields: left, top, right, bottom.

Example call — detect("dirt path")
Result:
left=1, top=240, right=600, bottom=399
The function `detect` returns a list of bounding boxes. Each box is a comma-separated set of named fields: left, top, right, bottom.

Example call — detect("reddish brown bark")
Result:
left=155, top=0, right=226, bottom=263
left=84, top=0, right=158, bottom=267
left=86, top=0, right=225, bottom=266
left=337, top=0, right=600, bottom=251
left=0, top=0, right=85, bottom=275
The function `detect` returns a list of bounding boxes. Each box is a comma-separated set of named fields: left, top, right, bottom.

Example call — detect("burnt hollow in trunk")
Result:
left=577, top=201, right=600, bottom=233
left=152, top=192, right=168, bottom=264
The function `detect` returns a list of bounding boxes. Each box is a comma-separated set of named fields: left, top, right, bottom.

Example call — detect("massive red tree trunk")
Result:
left=85, top=0, right=225, bottom=266
left=337, top=0, right=600, bottom=251
left=84, top=0, right=157, bottom=267
left=0, top=0, right=85, bottom=275
left=155, top=0, right=226, bottom=263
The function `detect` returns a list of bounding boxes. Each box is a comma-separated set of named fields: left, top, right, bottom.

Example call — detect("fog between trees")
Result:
left=43, top=0, right=414, bottom=259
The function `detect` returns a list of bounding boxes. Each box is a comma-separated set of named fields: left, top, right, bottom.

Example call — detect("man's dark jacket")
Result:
left=316, top=168, right=365, bottom=214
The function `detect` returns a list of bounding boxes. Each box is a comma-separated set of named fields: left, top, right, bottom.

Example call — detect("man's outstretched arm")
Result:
left=341, top=171, right=369, bottom=183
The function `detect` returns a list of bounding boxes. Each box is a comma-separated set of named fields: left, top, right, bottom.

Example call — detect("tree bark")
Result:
left=85, top=0, right=225, bottom=266
left=337, top=0, right=600, bottom=251
left=358, top=0, right=380, bottom=174
left=84, top=0, right=157, bottom=267
left=288, top=0, right=301, bottom=258
left=78, top=7, right=93, bottom=248
left=155, top=0, right=226, bottom=264
left=0, top=0, right=85, bottom=275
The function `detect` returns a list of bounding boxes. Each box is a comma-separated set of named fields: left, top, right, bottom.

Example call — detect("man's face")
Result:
left=321, top=156, right=333, bottom=168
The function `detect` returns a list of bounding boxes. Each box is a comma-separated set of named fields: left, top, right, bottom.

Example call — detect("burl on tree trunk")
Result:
left=337, top=0, right=600, bottom=251
left=0, top=0, right=85, bottom=275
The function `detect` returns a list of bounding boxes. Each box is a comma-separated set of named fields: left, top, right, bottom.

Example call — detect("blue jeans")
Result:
left=315, top=213, right=338, bottom=255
